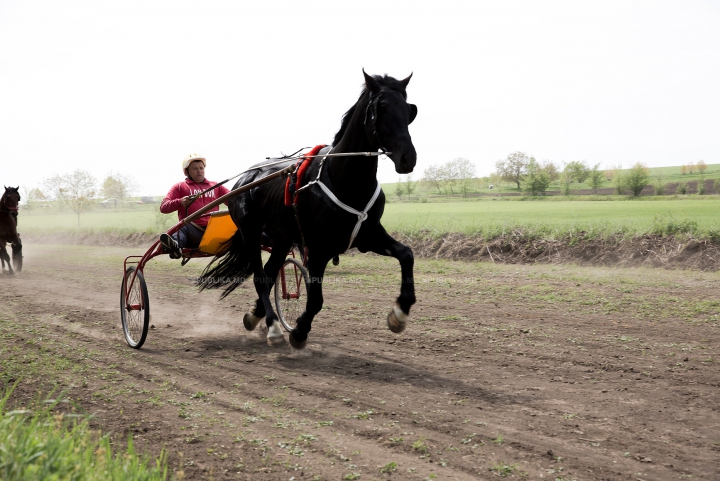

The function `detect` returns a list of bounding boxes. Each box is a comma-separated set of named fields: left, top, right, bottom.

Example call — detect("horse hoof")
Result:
left=267, top=321, right=286, bottom=347
left=256, top=322, right=268, bottom=341
left=289, top=330, right=307, bottom=350
left=243, top=312, right=262, bottom=331
left=386, top=303, right=407, bottom=334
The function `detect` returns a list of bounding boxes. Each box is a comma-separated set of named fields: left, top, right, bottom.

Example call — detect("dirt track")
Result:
left=1, top=244, right=720, bottom=480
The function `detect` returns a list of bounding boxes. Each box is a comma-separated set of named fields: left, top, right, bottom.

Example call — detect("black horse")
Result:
left=0, top=186, right=22, bottom=274
left=200, top=71, right=417, bottom=348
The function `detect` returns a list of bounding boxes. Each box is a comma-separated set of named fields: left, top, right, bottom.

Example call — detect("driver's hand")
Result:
left=180, top=196, right=193, bottom=207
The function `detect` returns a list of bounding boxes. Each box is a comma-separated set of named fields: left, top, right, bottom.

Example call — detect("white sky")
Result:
left=2, top=0, right=719, bottom=197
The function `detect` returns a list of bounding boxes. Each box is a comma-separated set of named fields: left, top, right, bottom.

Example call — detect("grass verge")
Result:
left=0, top=384, right=169, bottom=480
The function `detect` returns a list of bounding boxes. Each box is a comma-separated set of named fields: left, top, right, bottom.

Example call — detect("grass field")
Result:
left=17, top=197, right=720, bottom=239
left=380, top=197, right=720, bottom=236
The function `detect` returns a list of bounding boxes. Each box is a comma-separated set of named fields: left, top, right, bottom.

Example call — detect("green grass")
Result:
left=0, top=385, right=168, bottom=481
left=18, top=192, right=720, bottom=241
left=381, top=198, right=720, bottom=238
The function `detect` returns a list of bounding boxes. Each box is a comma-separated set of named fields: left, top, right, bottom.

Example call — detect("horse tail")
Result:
left=197, top=230, right=252, bottom=299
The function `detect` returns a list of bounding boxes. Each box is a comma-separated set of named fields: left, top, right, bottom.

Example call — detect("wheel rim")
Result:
left=276, top=260, right=306, bottom=332
left=123, top=270, right=146, bottom=346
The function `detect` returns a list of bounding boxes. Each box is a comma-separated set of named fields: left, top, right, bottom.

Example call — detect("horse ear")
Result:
left=408, top=104, right=418, bottom=124
left=15, top=186, right=19, bottom=191
left=362, top=69, right=380, bottom=93
left=400, top=72, right=413, bottom=90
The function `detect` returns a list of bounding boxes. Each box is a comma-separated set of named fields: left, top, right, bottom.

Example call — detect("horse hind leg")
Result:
left=261, top=244, right=292, bottom=347
left=0, top=247, right=13, bottom=275
left=243, top=299, right=264, bottom=331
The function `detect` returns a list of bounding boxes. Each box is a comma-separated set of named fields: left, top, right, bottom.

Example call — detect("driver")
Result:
left=159, top=154, right=230, bottom=258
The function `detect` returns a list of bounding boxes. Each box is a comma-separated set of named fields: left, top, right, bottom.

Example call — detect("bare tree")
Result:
left=44, top=170, right=98, bottom=227
left=101, top=172, right=138, bottom=204
left=445, top=157, right=476, bottom=197
left=495, top=151, right=529, bottom=189
left=421, top=165, right=443, bottom=194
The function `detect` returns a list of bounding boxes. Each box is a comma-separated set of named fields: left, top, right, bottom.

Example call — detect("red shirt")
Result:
left=160, top=178, right=231, bottom=227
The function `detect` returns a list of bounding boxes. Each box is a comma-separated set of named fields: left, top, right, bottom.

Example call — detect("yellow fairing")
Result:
left=198, top=211, right=237, bottom=255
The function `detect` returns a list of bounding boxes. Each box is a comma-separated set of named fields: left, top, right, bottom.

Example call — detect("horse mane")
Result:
left=331, top=74, right=409, bottom=147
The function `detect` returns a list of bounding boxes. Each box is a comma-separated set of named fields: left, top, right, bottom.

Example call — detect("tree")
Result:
left=681, top=164, right=687, bottom=175
left=611, top=164, right=626, bottom=195
left=652, top=172, right=667, bottom=195
left=404, top=174, right=417, bottom=196
left=540, top=160, right=560, bottom=183
left=394, top=178, right=404, bottom=199
left=22, top=186, right=47, bottom=207
left=43, top=170, right=98, bottom=227
left=421, top=165, right=443, bottom=194
left=495, top=151, right=529, bottom=189
left=422, top=158, right=476, bottom=196
left=588, top=163, right=604, bottom=194
left=625, top=162, right=650, bottom=196
left=559, top=171, right=572, bottom=196
left=565, top=160, right=590, bottom=184
left=697, top=172, right=706, bottom=195
left=101, top=172, right=138, bottom=204
left=524, top=157, right=551, bottom=196
left=697, top=160, right=707, bottom=174
left=444, top=157, right=476, bottom=197
left=686, top=162, right=695, bottom=174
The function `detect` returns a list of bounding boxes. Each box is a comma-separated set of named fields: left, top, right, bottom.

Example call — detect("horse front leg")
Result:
left=289, top=256, right=328, bottom=350
left=358, top=225, right=415, bottom=333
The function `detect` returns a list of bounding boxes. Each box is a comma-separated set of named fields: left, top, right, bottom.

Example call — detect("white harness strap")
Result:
left=316, top=181, right=382, bottom=251
left=296, top=146, right=383, bottom=252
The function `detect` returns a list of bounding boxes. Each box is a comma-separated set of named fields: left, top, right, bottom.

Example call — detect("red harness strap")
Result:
left=284, top=144, right=327, bottom=206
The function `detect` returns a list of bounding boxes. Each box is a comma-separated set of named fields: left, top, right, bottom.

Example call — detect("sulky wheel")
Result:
left=274, top=257, right=309, bottom=332
left=120, top=266, right=150, bottom=349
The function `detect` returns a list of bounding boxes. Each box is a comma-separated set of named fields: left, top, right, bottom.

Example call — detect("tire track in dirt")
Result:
left=2, top=244, right=720, bottom=479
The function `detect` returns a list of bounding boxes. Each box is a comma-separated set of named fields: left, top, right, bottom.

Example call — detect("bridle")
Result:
left=0, top=192, right=19, bottom=213
left=363, top=90, right=389, bottom=154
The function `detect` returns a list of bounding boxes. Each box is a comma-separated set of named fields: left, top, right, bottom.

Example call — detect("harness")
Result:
left=284, top=89, right=397, bottom=252
left=286, top=145, right=381, bottom=252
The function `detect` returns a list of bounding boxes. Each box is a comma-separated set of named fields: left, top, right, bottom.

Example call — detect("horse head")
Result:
left=362, top=70, right=417, bottom=174
left=2, top=186, right=20, bottom=209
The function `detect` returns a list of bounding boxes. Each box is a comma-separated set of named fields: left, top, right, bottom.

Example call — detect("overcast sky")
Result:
left=2, top=0, right=719, bottom=197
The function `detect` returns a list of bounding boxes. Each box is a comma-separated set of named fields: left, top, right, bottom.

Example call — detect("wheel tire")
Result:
left=121, top=266, right=150, bottom=349
left=275, top=258, right=309, bottom=332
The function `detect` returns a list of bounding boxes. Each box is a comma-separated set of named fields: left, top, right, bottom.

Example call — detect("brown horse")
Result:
left=0, top=186, right=22, bottom=274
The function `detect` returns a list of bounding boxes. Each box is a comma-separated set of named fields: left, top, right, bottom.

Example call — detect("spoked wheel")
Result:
left=120, top=266, right=150, bottom=349
left=275, top=258, right=309, bottom=332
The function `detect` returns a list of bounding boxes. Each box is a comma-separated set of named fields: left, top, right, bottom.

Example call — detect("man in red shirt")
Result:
left=159, top=154, right=230, bottom=258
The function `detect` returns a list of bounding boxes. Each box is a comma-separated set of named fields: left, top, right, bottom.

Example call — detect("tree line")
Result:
left=23, top=170, right=138, bottom=227
left=408, top=152, right=712, bottom=200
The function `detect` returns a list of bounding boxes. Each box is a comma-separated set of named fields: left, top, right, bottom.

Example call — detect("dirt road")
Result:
left=1, top=244, right=719, bottom=480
